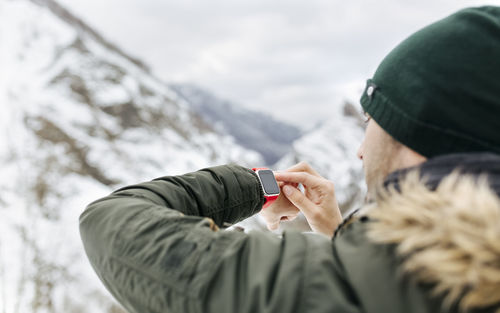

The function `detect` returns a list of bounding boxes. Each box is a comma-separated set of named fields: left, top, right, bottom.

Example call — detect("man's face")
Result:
left=357, top=115, right=427, bottom=200
left=357, top=116, right=404, bottom=200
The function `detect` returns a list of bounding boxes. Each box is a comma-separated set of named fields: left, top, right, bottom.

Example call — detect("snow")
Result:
left=0, top=0, right=265, bottom=311
left=0, top=0, right=366, bottom=311
left=275, top=107, right=366, bottom=213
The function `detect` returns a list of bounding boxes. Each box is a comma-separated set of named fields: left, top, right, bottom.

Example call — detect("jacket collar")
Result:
left=366, top=152, right=500, bottom=312
left=383, top=152, right=500, bottom=196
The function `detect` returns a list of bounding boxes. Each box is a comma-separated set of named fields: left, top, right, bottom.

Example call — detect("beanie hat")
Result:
left=360, top=6, right=500, bottom=158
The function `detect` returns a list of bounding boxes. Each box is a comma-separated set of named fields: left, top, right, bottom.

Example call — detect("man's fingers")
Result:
left=282, top=214, right=300, bottom=221
left=267, top=220, right=280, bottom=231
left=282, top=185, right=317, bottom=218
left=285, top=161, right=321, bottom=177
left=262, top=213, right=280, bottom=231
left=274, top=172, right=325, bottom=189
left=277, top=181, right=298, bottom=188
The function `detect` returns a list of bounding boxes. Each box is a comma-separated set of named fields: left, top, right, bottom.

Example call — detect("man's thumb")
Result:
left=282, top=185, right=314, bottom=215
left=267, top=220, right=279, bottom=231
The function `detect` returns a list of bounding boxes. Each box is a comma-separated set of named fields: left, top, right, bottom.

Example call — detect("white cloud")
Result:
left=58, top=0, right=500, bottom=125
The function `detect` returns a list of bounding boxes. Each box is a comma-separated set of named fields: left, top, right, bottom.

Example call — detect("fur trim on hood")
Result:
left=366, top=171, right=500, bottom=312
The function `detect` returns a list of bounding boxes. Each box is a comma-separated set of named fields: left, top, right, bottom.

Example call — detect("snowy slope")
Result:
left=0, top=0, right=366, bottom=312
left=0, top=0, right=261, bottom=312
left=233, top=103, right=366, bottom=233
left=276, top=101, right=366, bottom=214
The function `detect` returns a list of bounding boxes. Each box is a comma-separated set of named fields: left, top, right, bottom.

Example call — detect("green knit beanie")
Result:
left=360, top=6, right=500, bottom=158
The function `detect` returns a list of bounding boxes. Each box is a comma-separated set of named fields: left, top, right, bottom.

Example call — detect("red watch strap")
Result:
left=263, top=194, right=278, bottom=208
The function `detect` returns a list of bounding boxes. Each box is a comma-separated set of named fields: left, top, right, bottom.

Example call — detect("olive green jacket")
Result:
left=80, top=163, right=500, bottom=313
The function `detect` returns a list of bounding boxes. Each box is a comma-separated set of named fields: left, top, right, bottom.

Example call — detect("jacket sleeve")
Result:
left=79, top=164, right=360, bottom=313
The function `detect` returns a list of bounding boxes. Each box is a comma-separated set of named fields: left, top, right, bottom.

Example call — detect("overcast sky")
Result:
left=59, top=0, right=500, bottom=126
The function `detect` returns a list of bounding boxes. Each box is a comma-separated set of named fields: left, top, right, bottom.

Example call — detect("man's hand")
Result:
left=261, top=162, right=342, bottom=237
left=259, top=180, right=301, bottom=231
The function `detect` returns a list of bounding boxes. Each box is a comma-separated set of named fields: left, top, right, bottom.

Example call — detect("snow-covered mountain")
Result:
left=170, top=84, right=302, bottom=165
left=0, top=0, right=261, bottom=312
left=276, top=101, right=366, bottom=213
left=232, top=102, right=366, bottom=234
left=0, top=0, right=366, bottom=312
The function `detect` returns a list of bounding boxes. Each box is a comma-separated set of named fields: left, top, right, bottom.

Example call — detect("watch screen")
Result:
left=258, top=170, right=280, bottom=195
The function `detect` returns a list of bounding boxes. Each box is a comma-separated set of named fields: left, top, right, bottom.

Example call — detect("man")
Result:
left=80, top=6, right=500, bottom=313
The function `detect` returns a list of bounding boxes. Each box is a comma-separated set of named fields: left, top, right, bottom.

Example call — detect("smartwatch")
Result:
left=252, top=167, right=280, bottom=208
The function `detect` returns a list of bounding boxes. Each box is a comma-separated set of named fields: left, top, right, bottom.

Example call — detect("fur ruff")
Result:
left=366, top=171, right=500, bottom=312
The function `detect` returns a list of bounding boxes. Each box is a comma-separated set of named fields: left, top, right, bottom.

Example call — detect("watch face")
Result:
left=258, top=170, right=280, bottom=195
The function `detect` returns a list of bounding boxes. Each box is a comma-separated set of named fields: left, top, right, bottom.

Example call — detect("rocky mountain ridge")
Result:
left=0, top=0, right=365, bottom=312
left=171, top=84, right=303, bottom=165
left=1, top=0, right=262, bottom=312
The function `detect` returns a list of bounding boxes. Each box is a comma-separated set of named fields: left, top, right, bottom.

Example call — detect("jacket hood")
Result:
left=366, top=153, right=500, bottom=312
